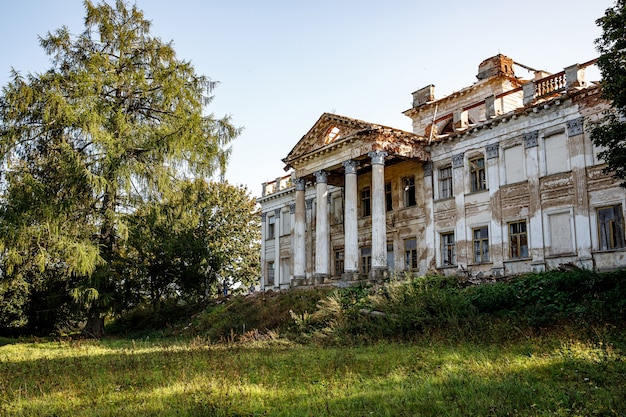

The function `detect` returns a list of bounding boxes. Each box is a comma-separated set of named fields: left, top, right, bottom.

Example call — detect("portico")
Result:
left=282, top=113, right=429, bottom=284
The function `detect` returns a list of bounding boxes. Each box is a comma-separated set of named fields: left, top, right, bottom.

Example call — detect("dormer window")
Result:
left=324, top=126, right=341, bottom=144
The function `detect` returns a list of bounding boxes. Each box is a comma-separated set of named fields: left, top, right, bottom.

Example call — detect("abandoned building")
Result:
left=257, top=54, right=626, bottom=291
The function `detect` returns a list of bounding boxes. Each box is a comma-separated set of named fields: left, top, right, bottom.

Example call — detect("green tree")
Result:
left=0, top=1, right=239, bottom=336
left=123, top=180, right=260, bottom=310
left=592, top=0, right=626, bottom=187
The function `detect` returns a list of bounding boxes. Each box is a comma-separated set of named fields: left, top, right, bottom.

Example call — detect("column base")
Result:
left=291, top=276, right=307, bottom=287
left=313, top=274, right=328, bottom=285
left=342, top=270, right=359, bottom=282
left=369, top=267, right=388, bottom=281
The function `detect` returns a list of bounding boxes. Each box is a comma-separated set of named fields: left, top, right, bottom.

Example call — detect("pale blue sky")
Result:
left=0, top=0, right=614, bottom=196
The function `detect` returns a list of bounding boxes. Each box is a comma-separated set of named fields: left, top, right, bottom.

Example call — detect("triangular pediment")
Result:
left=283, top=113, right=375, bottom=165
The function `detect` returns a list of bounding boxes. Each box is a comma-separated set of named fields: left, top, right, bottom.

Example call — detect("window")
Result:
left=472, top=226, right=489, bottom=263
left=361, top=187, right=371, bottom=217
left=597, top=205, right=625, bottom=251
left=266, top=261, right=274, bottom=286
left=509, top=221, right=529, bottom=258
left=281, top=210, right=290, bottom=235
left=404, top=238, right=417, bottom=270
left=504, top=146, right=525, bottom=184
left=280, top=258, right=290, bottom=283
left=385, top=182, right=393, bottom=211
left=545, top=133, right=569, bottom=175
left=548, top=212, right=573, bottom=255
left=387, top=243, right=395, bottom=271
left=438, top=166, right=453, bottom=199
left=470, top=157, right=486, bottom=192
left=334, top=251, right=344, bottom=277
left=441, top=232, right=456, bottom=266
left=360, top=247, right=371, bottom=275
left=403, top=176, right=416, bottom=207
left=267, top=215, right=276, bottom=239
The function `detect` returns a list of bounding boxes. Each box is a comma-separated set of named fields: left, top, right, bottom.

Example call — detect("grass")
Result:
left=1, top=330, right=625, bottom=416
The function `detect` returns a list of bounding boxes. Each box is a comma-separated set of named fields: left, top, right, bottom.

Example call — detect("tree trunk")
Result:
left=83, top=314, right=105, bottom=338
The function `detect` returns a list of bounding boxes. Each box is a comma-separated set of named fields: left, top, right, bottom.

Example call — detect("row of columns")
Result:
left=293, top=150, right=389, bottom=283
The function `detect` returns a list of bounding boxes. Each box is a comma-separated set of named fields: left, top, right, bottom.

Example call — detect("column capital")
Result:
left=342, top=159, right=359, bottom=175
left=314, top=170, right=328, bottom=184
left=368, top=150, right=388, bottom=165
left=289, top=203, right=296, bottom=214
left=274, top=208, right=281, bottom=217
left=294, top=177, right=306, bottom=191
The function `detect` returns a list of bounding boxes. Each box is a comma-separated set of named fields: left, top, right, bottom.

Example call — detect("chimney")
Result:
left=476, top=54, right=515, bottom=80
left=412, top=84, right=435, bottom=108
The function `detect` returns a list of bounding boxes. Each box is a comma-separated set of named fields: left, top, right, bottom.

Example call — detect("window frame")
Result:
left=403, top=176, right=416, bottom=208
left=438, top=166, right=453, bottom=200
left=440, top=232, right=456, bottom=266
left=267, top=215, right=276, bottom=239
left=266, top=261, right=275, bottom=286
left=472, top=226, right=490, bottom=263
left=469, top=156, right=487, bottom=193
left=334, top=251, right=345, bottom=277
left=360, top=247, right=372, bottom=275
left=404, top=238, right=418, bottom=270
left=597, top=204, right=626, bottom=251
left=508, top=220, right=529, bottom=259
left=385, top=182, right=393, bottom=212
left=360, top=187, right=371, bottom=217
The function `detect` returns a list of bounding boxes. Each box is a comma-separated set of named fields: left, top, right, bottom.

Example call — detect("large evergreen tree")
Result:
left=592, top=0, right=626, bottom=187
left=0, top=0, right=240, bottom=336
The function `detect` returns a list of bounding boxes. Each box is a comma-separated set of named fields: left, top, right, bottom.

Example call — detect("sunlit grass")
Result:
left=1, top=334, right=624, bottom=416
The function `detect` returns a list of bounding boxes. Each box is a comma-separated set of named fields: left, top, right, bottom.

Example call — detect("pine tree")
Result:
left=0, top=0, right=240, bottom=336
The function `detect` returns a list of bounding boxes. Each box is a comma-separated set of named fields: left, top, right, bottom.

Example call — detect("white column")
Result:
left=273, top=208, right=281, bottom=289
left=486, top=143, right=504, bottom=276
left=260, top=212, right=267, bottom=291
left=314, top=170, right=329, bottom=282
left=343, top=160, right=359, bottom=279
left=293, top=178, right=306, bottom=286
left=368, top=150, right=388, bottom=279
left=524, top=131, right=546, bottom=272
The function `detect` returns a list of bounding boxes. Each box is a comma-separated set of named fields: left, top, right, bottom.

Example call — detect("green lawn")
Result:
left=1, top=334, right=624, bottom=416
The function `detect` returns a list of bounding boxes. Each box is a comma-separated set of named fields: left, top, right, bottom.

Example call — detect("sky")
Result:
left=0, top=0, right=615, bottom=197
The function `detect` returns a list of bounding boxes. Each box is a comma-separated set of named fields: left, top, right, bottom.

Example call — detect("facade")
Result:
left=258, top=55, right=626, bottom=291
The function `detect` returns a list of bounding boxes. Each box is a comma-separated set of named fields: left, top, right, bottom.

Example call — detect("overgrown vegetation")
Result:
left=110, top=268, right=626, bottom=346
left=3, top=269, right=626, bottom=415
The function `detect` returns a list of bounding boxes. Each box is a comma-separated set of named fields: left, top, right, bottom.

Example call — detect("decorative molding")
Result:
left=261, top=212, right=267, bottom=221
left=368, top=150, right=388, bottom=165
left=289, top=203, right=296, bottom=214
left=566, top=117, right=584, bottom=136
left=423, top=161, right=433, bottom=177
left=314, top=170, right=328, bottom=184
left=486, top=142, right=499, bottom=159
left=452, top=153, right=464, bottom=169
left=342, top=159, right=358, bottom=175
left=294, top=177, right=306, bottom=191
left=274, top=208, right=281, bottom=218
left=524, top=130, right=539, bottom=148
left=305, top=198, right=314, bottom=210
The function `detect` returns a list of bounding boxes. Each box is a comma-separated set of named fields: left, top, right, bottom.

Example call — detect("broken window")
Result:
left=403, top=176, right=416, bottom=207
left=441, top=232, right=456, bottom=266
left=324, top=126, right=341, bottom=144
left=469, top=157, right=486, bottom=192
left=361, top=187, right=371, bottom=217
left=509, top=220, right=529, bottom=258
left=472, top=226, right=489, bottom=263
left=404, top=238, right=417, bottom=270
left=438, top=166, right=453, bottom=199
left=360, top=247, right=371, bottom=275
left=597, top=205, right=625, bottom=251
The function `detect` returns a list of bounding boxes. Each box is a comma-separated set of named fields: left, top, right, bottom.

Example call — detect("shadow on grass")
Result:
left=2, top=337, right=626, bottom=417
